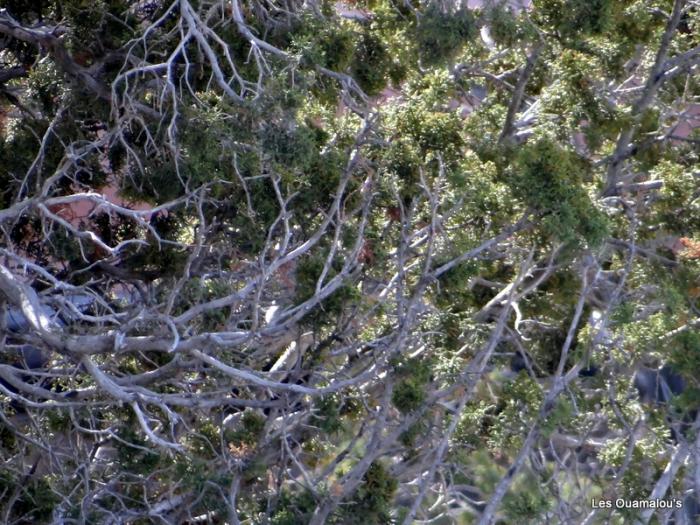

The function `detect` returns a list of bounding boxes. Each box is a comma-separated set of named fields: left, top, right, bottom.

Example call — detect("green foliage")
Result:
left=351, top=31, right=392, bottom=95
left=489, top=373, right=543, bottom=451
left=503, top=478, right=551, bottom=523
left=294, top=18, right=356, bottom=71
left=60, top=0, right=136, bottom=53
left=434, top=259, right=481, bottom=313
left=1, top=0, right=697, bottom=521
left=391, top=81, right=464, bottom=157
left=463, top=101, right=509, bottom=161
left=312, top=394, right=344, bottom=434
left=599, top=435, right=667, bottom=503
left=382, top=139, right=421, bottom=185
left=0, top=421, right=17, bottom=452
left=669, top=331, right=700, bottom=402
left=611, top=301, right=635, bottom=325
left=621, top=311, right=676, bottom=360
left=541, top=397, right=575, bottom=436
left=487, top=5, right=535, bottom=48
left=653, top=160, right=700, bottom=232
left=391, top=379, right=426, bottom=413
left=398, top=420, right=428, bottom=448
left=174, top=457, right=236, bottom=516
left=455, top=401, right=494, bottom=448
left=114, top=426, right=162, bottom=476
left=455, top=152, right=515, bottom=225
left=0, top=472, right=60, bottom=522
left=295, top=252, right=361, bottom=326
left=226, top=410, right=266, bottom=446
left=26, top=60, right=64, bottom=114
left=541, top=49, right=621, bottom=149
left=338, top=461, right=398, bottom=524
left=616, top=1, right=659, bottom=44
left=391, top=356, right=432, bottom=413
left=509, top=137, right=609, bottom=246
left=272, top=488, right=317, bottom=525
left=119, top=212, right=190, bottom=277
left=173, top=277, right=235, bottom=330
left=414, top=3, right=476, bottom=65
left=263, top=122, right=319, bottom=172
left=534, top=0, right=616, bottom=40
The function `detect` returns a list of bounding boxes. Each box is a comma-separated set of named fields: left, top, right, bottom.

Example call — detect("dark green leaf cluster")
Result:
left=271, top=488, right=318, bottom=525
left=391, top=357, right=432, bottom=413
left=534, top=0, right=616, bottom=40
left=510, top=138, right=609, bottom=246
left=0, top=473, right=59, bottom=522
left=295, top=252, right=361, bottom=326
left=352, top=31, right=393, bottom=96
left=340, top=461, right=398, bottom=524
left=414, top=3, right=476, bottom=65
